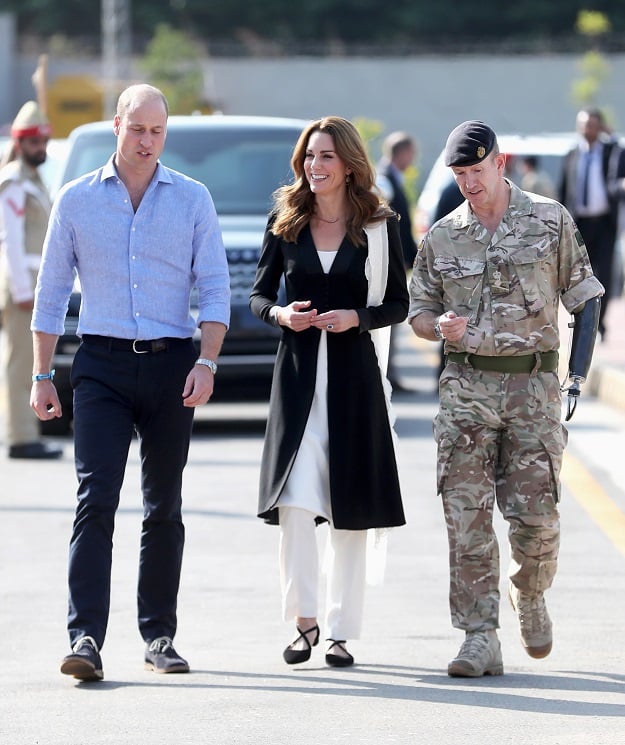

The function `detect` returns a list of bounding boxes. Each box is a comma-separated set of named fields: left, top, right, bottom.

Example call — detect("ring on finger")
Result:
left=327, top=324, right=334, bottom=330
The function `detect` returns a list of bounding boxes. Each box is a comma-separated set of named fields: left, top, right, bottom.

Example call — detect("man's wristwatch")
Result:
left=195, top=358, right=217, bottom=375
left=433, top=317, right=443, bottom=339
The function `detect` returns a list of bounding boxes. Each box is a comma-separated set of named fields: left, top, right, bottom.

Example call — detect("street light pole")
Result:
left=101, top=0, right=132, bottom=117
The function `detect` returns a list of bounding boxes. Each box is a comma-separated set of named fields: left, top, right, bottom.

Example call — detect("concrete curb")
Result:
left=588, top=362, right=625, bottom=413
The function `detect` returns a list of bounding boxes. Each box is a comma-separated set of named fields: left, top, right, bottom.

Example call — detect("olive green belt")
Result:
left=446, top=350, right=559, bottom=374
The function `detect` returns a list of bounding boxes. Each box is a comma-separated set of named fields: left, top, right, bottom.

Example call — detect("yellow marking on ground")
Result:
left=561, top=452, right=625, bottom=557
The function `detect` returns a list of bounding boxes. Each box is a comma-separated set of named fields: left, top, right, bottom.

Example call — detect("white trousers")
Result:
left=278, top=506, right=367, bottom=640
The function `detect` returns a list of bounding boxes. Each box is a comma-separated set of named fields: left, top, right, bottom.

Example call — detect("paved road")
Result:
left=1, top=322, right=625, bottom=745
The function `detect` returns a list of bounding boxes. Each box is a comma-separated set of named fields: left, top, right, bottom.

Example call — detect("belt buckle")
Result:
left=132, top=339, right=149, bottom=354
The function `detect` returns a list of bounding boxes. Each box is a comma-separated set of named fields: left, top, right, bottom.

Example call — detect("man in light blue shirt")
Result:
left=30, top=84, right=230, bottom=682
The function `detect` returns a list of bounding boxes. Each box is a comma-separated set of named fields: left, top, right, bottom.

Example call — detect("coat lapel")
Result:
left=298, top=223, right=361, bottom=275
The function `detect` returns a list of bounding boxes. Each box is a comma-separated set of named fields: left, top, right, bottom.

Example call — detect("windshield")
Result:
left=61, top=124, right=301, bottom=215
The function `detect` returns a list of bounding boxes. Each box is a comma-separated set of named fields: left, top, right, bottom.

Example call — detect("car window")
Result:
left=64, top=135, right=113, bottom=182
left=61, top=126, right=299, bottom=215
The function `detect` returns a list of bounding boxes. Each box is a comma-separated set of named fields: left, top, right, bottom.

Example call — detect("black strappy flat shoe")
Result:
left=283, top=624, right=320, bottom=665
left=325, top=639, right=354, bottom=667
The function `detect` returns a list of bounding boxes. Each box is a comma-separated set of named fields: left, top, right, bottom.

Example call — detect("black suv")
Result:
left=42, top=115, right=307, bottom=434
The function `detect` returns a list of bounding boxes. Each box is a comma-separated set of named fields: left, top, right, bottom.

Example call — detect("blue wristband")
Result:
left=32, top=369, right=55, bottom=382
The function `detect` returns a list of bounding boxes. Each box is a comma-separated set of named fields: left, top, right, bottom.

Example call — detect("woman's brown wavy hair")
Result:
left=271, top=116, right=392, bottom=247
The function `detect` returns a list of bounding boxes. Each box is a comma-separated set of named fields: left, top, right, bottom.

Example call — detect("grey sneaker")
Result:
left=144, top=636, right=190, bottom=674
left=447, top=630, right=503, bottom=677
left=60, top=636, right=103, bottom=681
left=509, top=582, right=553, bottom=659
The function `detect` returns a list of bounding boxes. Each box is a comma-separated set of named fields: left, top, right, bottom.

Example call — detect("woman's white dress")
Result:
left=276, top=250, right=337, bottom=521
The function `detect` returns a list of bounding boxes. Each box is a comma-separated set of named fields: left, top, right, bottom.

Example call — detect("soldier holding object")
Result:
left=409, top=120, right=604, bottom=677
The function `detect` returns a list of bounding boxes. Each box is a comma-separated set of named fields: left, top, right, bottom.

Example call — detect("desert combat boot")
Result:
left=509, top=582, right=553, bottom=658
left=447, top=629, right=504, bottom=677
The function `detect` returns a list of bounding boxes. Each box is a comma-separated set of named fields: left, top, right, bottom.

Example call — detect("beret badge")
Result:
left=477, top=146, right=486, bottom=159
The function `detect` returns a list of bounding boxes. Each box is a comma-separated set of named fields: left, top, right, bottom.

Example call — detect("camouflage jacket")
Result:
left=408, top=180, right=605, bottom=355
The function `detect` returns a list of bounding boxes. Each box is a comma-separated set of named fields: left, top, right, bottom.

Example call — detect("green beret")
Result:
left=444, top=120, right=497, bottom=167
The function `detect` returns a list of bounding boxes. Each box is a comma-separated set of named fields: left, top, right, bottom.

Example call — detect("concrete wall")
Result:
left=202, top=54, right=625, bottom=180
left=9, top=43, right=625, bottom=181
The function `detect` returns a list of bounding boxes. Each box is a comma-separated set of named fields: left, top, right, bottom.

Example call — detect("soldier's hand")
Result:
left=439, top=311, right=468, bottom=343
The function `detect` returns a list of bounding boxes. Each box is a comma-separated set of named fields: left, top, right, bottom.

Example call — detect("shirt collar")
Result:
left=506, top=179, right=534, bottom=217
left=450, top=179, right=532, bottom=232
left=578, top=138, right=602, bottom=155
left=389, top=161, right=404, bottom=184
left=100, top=154, right=173, bottom=186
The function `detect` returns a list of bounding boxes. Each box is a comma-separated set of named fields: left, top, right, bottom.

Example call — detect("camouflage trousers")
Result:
left=434, top=363, right=567, bottom=632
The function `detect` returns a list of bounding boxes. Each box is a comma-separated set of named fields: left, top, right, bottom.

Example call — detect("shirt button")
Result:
left=135, top=312, right=140, bottom=317
left=133, top=283, right=138, bottom=289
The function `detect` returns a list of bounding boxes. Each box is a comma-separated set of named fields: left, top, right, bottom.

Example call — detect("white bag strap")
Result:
left=364, top=220, right=391, bottom=373
left=364, top=220, right=389, bottom=307
left=363, top=219, right=395, bottom=587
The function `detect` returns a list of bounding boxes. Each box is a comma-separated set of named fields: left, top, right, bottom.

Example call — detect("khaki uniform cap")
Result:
left=10, top=101, right=52, bottom=139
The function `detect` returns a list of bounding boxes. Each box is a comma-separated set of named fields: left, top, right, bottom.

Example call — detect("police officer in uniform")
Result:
left=0, top=101, right=62, bottom=459
left=409, top=121, right=604, bottom=677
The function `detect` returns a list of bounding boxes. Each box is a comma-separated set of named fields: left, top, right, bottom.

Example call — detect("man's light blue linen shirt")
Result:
left=32, top=156, right=231, bottom=339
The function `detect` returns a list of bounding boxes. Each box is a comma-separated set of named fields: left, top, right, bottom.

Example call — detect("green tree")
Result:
left=571, top=10, right=612, bottom=110
left=353, top=116, right=385, bottom=159
left=6, top=0, right=625, bottom=50
left=139, top=24, right=205, bottom=114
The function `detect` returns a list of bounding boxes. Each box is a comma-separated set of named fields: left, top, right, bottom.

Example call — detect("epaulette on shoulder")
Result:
left=0, top=160, right=22, bottom=190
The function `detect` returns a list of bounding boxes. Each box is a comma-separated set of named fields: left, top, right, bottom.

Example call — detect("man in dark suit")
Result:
left=376, top=132, right=417, bottom=390
left=377, top=132, right=418, bottom=268
left=560, top=108, right=624, bottom=338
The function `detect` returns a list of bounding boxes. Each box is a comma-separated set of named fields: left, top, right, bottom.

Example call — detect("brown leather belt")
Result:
left=446, top=350, right=559, bottom=374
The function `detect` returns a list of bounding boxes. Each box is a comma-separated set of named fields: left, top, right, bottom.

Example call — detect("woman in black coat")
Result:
left=249, top=116, right=407, bottom=668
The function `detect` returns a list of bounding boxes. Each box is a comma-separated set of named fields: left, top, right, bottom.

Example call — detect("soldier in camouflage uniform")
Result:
left=409, top=121, right=604, bottom=677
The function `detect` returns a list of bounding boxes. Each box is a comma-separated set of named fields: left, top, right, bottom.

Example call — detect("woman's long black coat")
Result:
left=249, top=216, right=408, bottom=530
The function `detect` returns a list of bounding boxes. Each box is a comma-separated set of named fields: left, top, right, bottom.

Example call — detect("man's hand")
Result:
left=30, top=380, right=63, bottom=420
left=438, top=311, right=468, bottom=342
left=182, top=364, right=215, bottom=407
left=410, top=310, right=469, bottom=342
